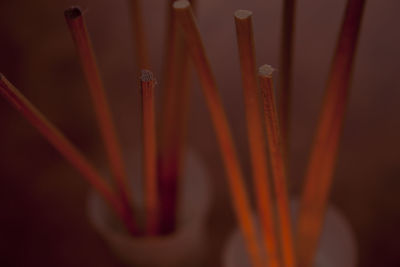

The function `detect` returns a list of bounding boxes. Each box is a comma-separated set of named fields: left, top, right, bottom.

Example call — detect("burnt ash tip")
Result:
left=259, top=64, right=275, bottom=77
left=140, top=70, right=155, bottom=82
left=64, top=6, right=82, bottom=20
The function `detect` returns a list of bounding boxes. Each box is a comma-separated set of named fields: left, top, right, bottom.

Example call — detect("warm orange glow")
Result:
left=64, top=7, right=137, bottom=235
left=297, top=0, right=366, bottom=266
left=235, top=11, right=281, bottom=267
left=174, top=1, right=263, bottom=266
left=0, top=73, right=136, bottom=235
left=258, top=65, right=296, bottom=267
left=140, top=70, right=159, bottom=236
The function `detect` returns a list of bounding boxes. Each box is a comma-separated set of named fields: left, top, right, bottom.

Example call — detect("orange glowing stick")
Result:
left=279, top=0, right=297, bottom=156
left=140, top=70, right=159, bottom=235
left=128, top=0, right=150, bottom=69
left=158, top=0, right=195, bottom=234
left=65, top=7, right=137, bottom=235
left=297, top=0, right=366, bottom=266
left=258, top=65, right=296, bottom=267
left=0, top=73, right=136, bottom=235
left=235, top=11, right=281, bottom=267
left=174, top=1, right=263, bottom=266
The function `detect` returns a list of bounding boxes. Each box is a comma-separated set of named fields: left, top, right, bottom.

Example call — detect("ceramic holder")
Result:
left=223, top=201, right=357, bottom=267
left=88, top=151, right=211, bottom=267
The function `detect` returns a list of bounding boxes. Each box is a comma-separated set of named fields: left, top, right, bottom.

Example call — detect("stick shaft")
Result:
left=129, top=0, right=150, bottom=69
left=174, top=2, right=263, bottom=266
left=235, top=11, right=281, bottom=267
left=297, top=0, right=366, bottom=266
left=279, top=0, right=296, bottom=158
left=140, top=70, right=159, bottom=235
left=65, top=8, right=137, bottom=234
left=259, top=66, right=296, bottom=267
left=158, top=0, right=194, bottom=234
left=0, top=74, right=136, bottom=234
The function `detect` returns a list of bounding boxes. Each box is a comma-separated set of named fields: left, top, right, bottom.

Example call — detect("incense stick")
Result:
left=0, top=73, right=137, bottom=235
left=64, top=7, right=136, bottom=235
left=297, top=0, right=366, bottom=266
left=140, top=70, right=159, bottom=235
left=234, top=11, right=280, bottom=267
left=173, top=2, right=263, bottom=266
left=128, top=0, right=150, bottom=69
left=279, top=0, right=296, bottom=157
left=258, top=65, right=296, bottom=267
left=158, top=0, right=194, bottom=234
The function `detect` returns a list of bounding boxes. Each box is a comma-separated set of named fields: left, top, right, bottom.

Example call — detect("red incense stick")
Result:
left=140, top=70, right=159, bottom=235
left=174, top=1, right=264, bottom=266
left=0, top=73, right=137, bottom=235
left=258, top=65, right=296, bottom=267
left=64, top=7, right=137, bottom=235
left=158, top=0, right=195, bottom=234
left=279, top=0, right=297, bottom=157
left=235, top=10, right=281, bottom=267
left=128, top=0, right=150, bottom=69
left=297, top=0, right=366, bottom=266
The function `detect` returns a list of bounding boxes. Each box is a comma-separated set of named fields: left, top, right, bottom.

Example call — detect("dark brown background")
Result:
left=0, top=0, right=399, bottom=266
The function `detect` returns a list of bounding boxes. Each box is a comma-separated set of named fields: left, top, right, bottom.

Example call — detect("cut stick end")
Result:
left=173, top=0, right=191, bottom=10
left=259, top=64, right=275, bottom=77
left=140, top=70, right=157, bottom=94
left=140, top=70, right=155, bottom=82
left=234, top=10, right=252, bottom=20
left=64, top=6, right=82, bottom=20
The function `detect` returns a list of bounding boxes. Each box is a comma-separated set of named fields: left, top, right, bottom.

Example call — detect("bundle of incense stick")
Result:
left=0, top=0, right=366, bottom=266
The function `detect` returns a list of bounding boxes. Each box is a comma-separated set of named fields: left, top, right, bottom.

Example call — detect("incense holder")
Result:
left=223, top=201, right=357, bottom=267
left=88, top=151, right=211, bottom=267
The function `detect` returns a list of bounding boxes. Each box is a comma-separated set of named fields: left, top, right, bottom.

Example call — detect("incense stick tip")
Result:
left=259, top=64, right=275, bottom=77
left=173, top=0, right=190, bottom=10
left=234, top=10, right=252, bottom=20
left=140, top=70, right=155, bottom=82
left=64, top=6, right=82, bottom=20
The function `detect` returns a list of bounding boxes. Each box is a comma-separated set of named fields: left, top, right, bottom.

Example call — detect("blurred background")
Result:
left=0, top=0, right=399, bottom=266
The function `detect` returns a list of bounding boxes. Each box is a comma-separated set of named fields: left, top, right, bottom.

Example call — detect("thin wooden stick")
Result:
left=64, top=7, right=137, bottom=235
left=173, top=2, right=263, bottom=267
left=140, top=70, right=159, bottom=235
left=157, top=0, right=195, bottom=234
left=234, top=11, right=280, bottom=267
left=128, top=0, right=150, bottom=69
left=297, top=0, right=366, bottom=266
left=278, top=0, right=296, bottom=158
left=0, top=73, right=137, bottom=235
left=258, top=65, right=296, bottom=267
